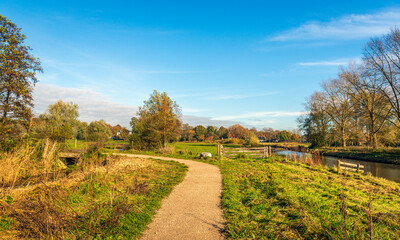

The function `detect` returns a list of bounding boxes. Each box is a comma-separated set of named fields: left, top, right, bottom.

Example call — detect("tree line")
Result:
left=180, top=123, right=300, bottom=143
left=299, top=27, right=400, bottom=148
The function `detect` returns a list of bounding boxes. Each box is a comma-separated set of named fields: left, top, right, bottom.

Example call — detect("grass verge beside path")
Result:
left=209, top=157, right=400, bottom=239
left=122, top=142, right=400, bottom=239
left=0, top=156, right=187, bottom=239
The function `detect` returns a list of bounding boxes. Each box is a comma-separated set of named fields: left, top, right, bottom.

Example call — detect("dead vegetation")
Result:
left=0, top=141, right=187, bottom=239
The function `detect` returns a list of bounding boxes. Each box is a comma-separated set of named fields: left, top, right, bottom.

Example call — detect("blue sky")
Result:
left=2, top=0, right=400, bottom=129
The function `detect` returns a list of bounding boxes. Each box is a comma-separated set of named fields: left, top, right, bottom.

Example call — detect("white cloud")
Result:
left=212, top=111, right=305, bottom=121
left=182, top=115, right=239, bottom=127
left=33, top=83, right=138, bottom=127
left=269, top=8, right=400, bottom=41
left=297, top=57, right=361, bottom=67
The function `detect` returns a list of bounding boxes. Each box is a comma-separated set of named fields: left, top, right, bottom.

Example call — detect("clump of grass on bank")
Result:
left=0, top=147, right=187, bottom=239
left=217, top=156, right=400, bottom=239
left=318, top=146, right=400, bottom=164
left=0, top=139, right=62, bottom=188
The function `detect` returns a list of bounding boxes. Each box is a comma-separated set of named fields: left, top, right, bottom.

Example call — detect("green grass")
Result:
left=173, top=142, right=219, bottom=156
left=126, top=142, right=400, bottom=239
left=209, top=157, right=400, bottom=239
left=0, top=157, right=187, bottom=239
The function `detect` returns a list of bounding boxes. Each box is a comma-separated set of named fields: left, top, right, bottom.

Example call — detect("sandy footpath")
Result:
left=117, top=154, right=225, bottom=240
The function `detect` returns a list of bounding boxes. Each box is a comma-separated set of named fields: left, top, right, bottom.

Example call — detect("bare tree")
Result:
left=341, top=63, right=392, bottom=148
left=322, top=78, right=355, bottom=147
left=363, top=27, right=400, bottom=128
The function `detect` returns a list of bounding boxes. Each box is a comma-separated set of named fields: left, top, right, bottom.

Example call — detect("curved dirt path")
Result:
left=118, top=154, right=225, bottom=240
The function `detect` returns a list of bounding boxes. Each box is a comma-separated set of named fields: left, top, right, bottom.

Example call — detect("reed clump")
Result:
left=0, top=139, right=62, bottom=188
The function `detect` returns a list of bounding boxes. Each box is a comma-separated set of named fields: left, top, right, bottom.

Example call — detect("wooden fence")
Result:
left=218, top=145, right=272, bottom=158
left=338, top=160, right=364, bottom=172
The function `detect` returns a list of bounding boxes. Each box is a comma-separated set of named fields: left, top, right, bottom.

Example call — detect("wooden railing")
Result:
left=218, top=145, right=272, bottom=158
left=338, top=160, right=364, bottom=172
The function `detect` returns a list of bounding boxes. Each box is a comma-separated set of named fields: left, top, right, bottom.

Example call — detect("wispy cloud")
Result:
left=182, top=115, right=239, bottom=127
left=269, top=8, right=400, bottom=41
left=206, top=92, right=279, bottom=100
left=297, top=57, right=361, bottom=67
left=131, top=70, right=203, bottom=74
left=212, top=111, right=306, bottom=121
left=182, top=108, right=208, bottom=113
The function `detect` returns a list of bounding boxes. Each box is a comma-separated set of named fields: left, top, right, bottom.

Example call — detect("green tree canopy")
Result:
left=130, top=90, right=181, bottom=150
left=39, top=100, right=79, bottom=142
left=217, top=126, right=229, bottom=139
left=87, top=120, right=112, bottom=142
left=194, top=125, right=206, bottom=141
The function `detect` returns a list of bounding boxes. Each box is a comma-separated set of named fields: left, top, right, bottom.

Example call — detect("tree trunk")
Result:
left=341, top=127, right=346, bottom=148
left=372, top=133, right=377, bottom=149
left=1, top=90, right=11, bottom=124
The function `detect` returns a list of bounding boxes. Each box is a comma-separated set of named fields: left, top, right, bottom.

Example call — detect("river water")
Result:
left=275, top=149, right=400, bottom=183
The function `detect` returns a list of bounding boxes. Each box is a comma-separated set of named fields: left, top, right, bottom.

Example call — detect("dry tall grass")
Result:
left=0, top=139, right=61, bottom=188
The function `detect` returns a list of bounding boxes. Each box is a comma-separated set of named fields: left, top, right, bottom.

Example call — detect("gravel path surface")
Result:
left=118, top=154, right=225, bottom=240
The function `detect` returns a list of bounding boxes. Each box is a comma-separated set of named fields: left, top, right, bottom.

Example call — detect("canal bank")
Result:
left=274, top=149, right=400, bottom=183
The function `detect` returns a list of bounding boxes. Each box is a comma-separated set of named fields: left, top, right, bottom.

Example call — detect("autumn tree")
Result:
left=181, top=123, right=195, bottom=141
left=39, top=100, right=79, bottom=142
left=0, top=14, right=42, bottom=147
left=130, top=90, right=181, bottom=150
left=229, top=124, right=249, bottom=139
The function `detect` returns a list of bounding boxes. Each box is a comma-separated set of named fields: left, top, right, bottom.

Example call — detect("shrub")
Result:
left=246, top=133, right=259, bottom=147
left=158, top=145, right=175, bottom=154
left=222, top=138, right=241, bottom=144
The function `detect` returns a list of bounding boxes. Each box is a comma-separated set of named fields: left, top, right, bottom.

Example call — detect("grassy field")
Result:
left=131, top=142, right=400, bottom=239
left=213, top=157, right=400, bottom=239
left=0, top=151, right=187, bottom=239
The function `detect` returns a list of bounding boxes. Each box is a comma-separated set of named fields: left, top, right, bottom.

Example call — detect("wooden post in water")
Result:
left=357, top=163, right=360, bottom=172
left=338, top=160, right=341, bottom=172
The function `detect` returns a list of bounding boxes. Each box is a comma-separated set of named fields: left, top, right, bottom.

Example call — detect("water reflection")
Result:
left=275, top=150, right=400, bottom=183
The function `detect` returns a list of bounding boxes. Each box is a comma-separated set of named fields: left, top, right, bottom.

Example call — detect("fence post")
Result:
left=338, top=160, right=341, bottom=172
left=265, top=146, right=268, bottom=158
left=217, top=144, right=220, bottom=156
left=269, top=146, right=272, bottom=157
left=357, top=163, right=360, bottom=172
left=221, top=145, right=224, bottom=157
